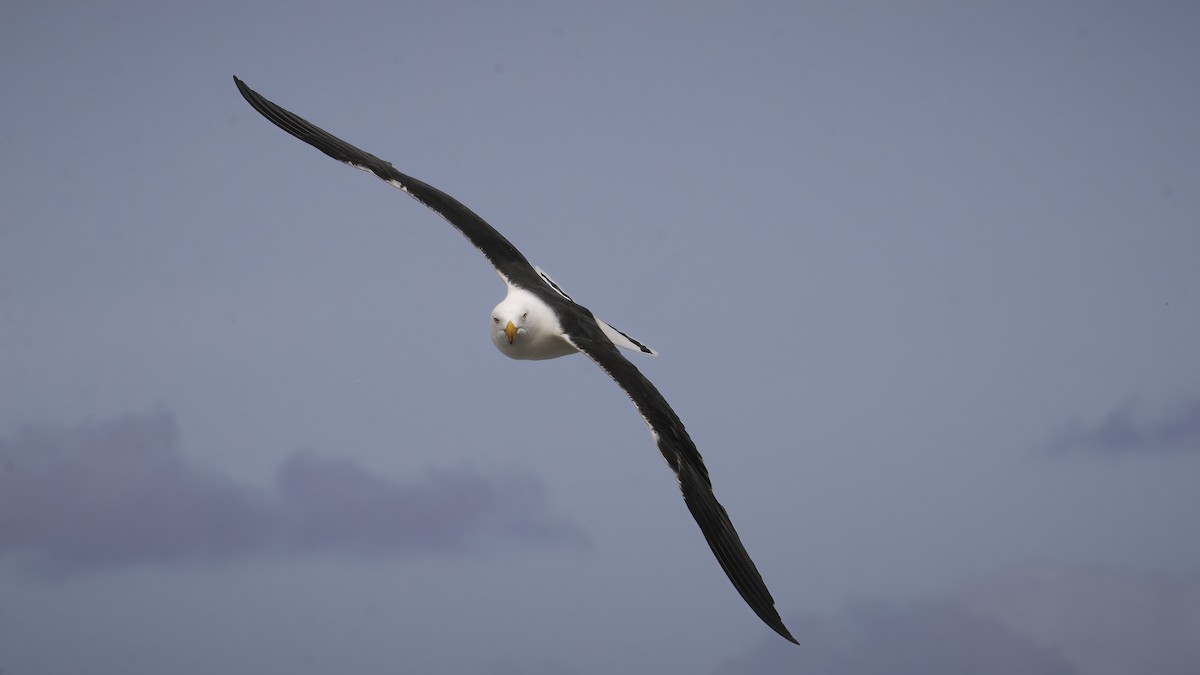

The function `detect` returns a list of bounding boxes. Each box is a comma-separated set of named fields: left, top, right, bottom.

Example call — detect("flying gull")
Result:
left=233, top=76, right=797, bottom=644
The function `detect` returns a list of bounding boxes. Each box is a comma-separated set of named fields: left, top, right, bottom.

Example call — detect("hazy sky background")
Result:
left=3, top=1, right=1199, bottom=673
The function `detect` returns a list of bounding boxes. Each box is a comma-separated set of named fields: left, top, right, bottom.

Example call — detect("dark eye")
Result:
left=493, top=317, right=500, bottom=324
left=521, top=312, right=528, bottom=321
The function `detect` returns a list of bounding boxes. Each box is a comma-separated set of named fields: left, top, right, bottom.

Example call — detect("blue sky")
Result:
left=2, top=1, right=1199, bottom=673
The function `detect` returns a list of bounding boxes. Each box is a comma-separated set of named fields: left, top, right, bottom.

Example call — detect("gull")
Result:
left=234, top=76, right=796, bottom=644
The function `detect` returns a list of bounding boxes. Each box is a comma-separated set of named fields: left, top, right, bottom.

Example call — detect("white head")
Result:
left=489, top=288, right=578, bottom=361
left=491, top=299, right=529, bottom=349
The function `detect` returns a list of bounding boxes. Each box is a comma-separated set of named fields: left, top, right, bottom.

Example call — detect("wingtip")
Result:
left=760, top=605, right=798, bottom=644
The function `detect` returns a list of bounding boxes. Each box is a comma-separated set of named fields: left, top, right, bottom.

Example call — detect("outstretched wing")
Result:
left=233, top=76, right=544, bottom=290
left=554, top=306, right=797, bottom=644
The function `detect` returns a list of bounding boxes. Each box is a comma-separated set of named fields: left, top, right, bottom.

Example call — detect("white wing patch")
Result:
left=534, top=265, right=574, bottom=301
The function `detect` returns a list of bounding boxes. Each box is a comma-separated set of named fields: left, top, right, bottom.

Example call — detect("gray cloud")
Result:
left=0, top=412, right=586, bottom=576
left=715, top=564, right=1200, bottom=675
left=1047, top=397, right=1200, bottom=457
left=962, top=565, right=1200, bottom=675
left=713, top=599, right=1078, bottom=675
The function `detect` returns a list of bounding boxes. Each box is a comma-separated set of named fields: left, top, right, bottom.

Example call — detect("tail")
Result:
left=596, top=318, right=657, bottom=356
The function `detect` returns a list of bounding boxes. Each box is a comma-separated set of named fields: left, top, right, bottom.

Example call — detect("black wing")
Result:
left=554, top=305, right=798, bottom=644
left=234, top=76, right=796, bottom=643
left=233, top=76, right=544, bottom=290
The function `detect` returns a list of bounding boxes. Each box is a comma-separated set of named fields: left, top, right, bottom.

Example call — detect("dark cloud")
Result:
left=1047, top=396, right=1200, bottom=456
left=0, top=412, right=587, bottom=576
left=715, top=564, right=1200, bottom=675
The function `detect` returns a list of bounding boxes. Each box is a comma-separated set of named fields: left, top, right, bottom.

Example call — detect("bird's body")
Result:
left=234, top=76, right=797, bottom=644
